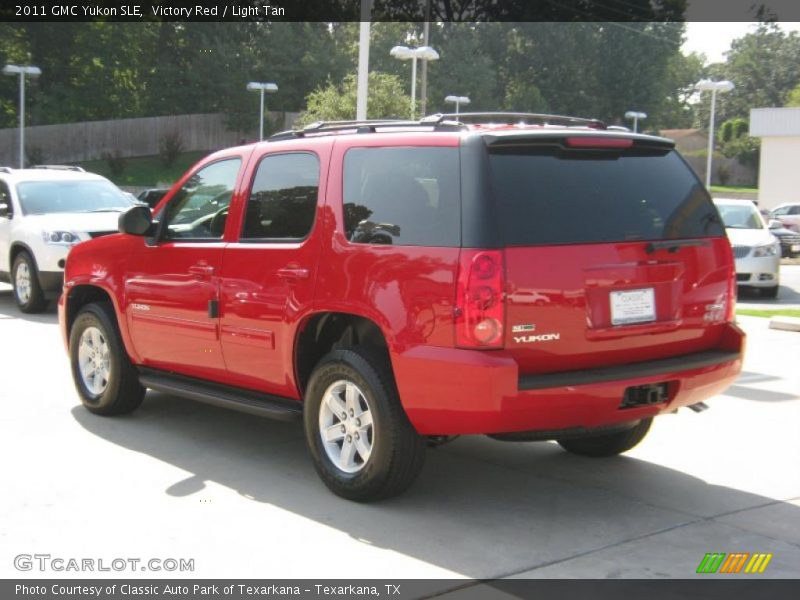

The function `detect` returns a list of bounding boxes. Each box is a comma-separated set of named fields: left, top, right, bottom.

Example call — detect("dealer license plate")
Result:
left=610, top=288, right=656, bottom=326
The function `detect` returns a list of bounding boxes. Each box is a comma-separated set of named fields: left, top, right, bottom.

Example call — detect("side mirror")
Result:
left=118, top=205, right=154, bottom=236
left=768, top=219, right=782, bottom=230
left=0, top=203, right=8, bottom=218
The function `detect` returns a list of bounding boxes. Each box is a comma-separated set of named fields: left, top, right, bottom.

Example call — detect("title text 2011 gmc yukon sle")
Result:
left=59, top=113, right=745, bottom=501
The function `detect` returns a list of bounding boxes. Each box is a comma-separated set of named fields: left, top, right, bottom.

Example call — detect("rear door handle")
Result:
left=188, top=263, right=215, bottom=276
left=277, top=267, right=310, bottom=280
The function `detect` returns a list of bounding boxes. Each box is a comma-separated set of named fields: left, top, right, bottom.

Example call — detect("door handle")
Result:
left=188, top=263, right=215, bottom=276
left=277, top=267, right=310, bottom=280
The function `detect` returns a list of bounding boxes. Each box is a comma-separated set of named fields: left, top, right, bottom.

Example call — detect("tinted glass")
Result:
left=16, top=180, right=133, bottom=215
left=488, top=148, right=725, bottom=246
left=164, top=159, right=241, bottom=240
left=343, top=147, right=460, bottom=246
left=0, top=181, right=11, bottom=216
left=242, top=153, right=319, bottom=240
left=716, top=202, right=764, bottom=229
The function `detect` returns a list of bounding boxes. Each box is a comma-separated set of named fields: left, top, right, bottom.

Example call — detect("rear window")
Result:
left=488, top=147, right=725, bottom=246
left=343, top=147, right=460, bottom=246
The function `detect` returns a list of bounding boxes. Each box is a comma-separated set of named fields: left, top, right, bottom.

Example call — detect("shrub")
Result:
left=102, top=150, right=127, bottom=178
left=25, top=145, right=46, bottom=166
left=159, top=130, right=184, bottom=168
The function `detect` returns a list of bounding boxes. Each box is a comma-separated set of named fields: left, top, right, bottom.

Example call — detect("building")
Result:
left=660, top=128, right=708, bottom=153
left=750, top=107, right=800, bottom=210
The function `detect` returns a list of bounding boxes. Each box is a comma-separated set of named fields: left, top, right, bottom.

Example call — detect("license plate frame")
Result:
left=610, top=288, right=656, bottom=326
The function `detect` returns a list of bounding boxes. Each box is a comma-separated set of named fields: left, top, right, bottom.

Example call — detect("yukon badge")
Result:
left=512, top=324, right=560, bottom=343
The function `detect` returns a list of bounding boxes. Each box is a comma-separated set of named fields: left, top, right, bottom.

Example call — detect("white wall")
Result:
left=757, top=136, right=800, bottom=210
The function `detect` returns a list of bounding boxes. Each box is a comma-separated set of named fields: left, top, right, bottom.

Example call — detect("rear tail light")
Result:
left=455, top=250, right=505, bottom=349
left=726, top=269, right=737, bottom=322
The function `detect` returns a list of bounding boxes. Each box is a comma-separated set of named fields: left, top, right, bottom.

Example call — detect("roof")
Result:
left=659, top=128, right=705, bottom=140
left=750, top=107, right=800, bottom=137
left=0, top=167, right=107, bottom=183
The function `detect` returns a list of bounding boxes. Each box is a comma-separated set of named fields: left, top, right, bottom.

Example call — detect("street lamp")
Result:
left=390, top=45, right=439, bottom=119
left=3, top=64, right=42, bottom=168
left=445, top=95, right=471, bottom=115
left=624, top=110, right=647, bottom=133
left=246, top=81, right=278, bottom=141
left=695, top=79, right=735, bottom=188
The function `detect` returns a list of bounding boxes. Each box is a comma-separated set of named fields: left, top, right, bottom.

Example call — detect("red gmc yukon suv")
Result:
left=59, top=113, right=745, bottom=501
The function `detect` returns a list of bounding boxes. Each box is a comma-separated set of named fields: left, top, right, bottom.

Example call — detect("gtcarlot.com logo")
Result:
left=696, top=552, right=773, bottom=574
left=14, top=554, right=195, bottom=573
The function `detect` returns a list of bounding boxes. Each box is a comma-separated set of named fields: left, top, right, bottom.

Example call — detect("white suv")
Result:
left=0, top=166, right=135, bottom=312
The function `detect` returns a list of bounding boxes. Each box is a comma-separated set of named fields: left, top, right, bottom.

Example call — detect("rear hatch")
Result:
left=479, top=132, right=732, bottom=375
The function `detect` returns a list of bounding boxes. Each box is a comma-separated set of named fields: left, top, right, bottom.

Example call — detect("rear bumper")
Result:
left=392, top=323, right=745, bottom=436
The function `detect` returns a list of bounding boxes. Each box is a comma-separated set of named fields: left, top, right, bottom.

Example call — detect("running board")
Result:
left=138, top=368, right=303, bottom=421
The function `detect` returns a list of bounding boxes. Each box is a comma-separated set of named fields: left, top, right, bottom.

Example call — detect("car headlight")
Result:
left=42, top=231, right=81, bottom=245
left=753, top=243, right=779, bottom=257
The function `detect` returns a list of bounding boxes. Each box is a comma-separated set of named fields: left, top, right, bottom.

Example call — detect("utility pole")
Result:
left=356, top=0, right=373, bottom=121
left=419, top=0, right=431, bottom=116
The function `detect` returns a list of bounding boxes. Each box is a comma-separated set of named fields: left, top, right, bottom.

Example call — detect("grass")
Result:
left=76, top=151, right=210, bottom=188
left=736, top=308, right=800, bottom=319
left=710, top=185, right=759, bottom=194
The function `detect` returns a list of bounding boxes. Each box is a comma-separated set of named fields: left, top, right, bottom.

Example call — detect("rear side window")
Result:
left=242, top=152, right=319, bottom=240
left=488, top=147, right=725, bottom=246
left=343, top=147, right=460, bottom=246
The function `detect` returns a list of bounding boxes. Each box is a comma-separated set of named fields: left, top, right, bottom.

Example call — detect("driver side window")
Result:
left=163, top=159, right=241, bottom=240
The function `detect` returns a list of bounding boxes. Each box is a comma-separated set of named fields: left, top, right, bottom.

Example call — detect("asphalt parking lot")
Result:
left=1, top=279, right=798, bottom=581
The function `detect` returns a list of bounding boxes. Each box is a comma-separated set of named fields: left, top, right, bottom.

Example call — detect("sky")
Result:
left=683, top=22, right=800, bottom=63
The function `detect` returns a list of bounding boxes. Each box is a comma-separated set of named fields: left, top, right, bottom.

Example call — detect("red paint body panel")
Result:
left=59, top=130, right=745, bottom=437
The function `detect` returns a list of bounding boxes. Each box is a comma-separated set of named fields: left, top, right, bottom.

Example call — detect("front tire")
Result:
left=557, top=418, right=652, bottom=457
left=12, top=251, right=47, bottom=313
left=303, top=348, right=425, bottom=502
left=69, top=302, right=144, bottom=415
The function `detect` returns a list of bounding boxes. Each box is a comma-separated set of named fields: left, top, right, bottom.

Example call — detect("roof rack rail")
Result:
left=422, top=112, right=607, bottom=129
left=32, top=164, right=86, bottom=172
left=269, top=118, right=465, bottom=141
left=0, top=166, right=13, bottom=174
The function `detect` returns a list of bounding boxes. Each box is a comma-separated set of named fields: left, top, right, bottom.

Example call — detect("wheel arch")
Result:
left=294, top=311, right=394, bottom=397
left=63, top=283, right=137, bottom=362
left=9, top=241, right=36, bottom=271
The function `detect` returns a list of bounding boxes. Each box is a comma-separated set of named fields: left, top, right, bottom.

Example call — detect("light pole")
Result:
left=624, top=110, right=647, bottom=133
left=445, top=95, right=471, bottom=116
left=695, top=79, right=735, bottom=188
left=390, top=45, right=439, bottom=119
left=246, top=81, right=278, bottom=141
left=3, top=64, right=42, bottom=168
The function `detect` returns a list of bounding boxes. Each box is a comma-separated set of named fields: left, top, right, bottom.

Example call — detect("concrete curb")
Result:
left=769, top=316, right=800, bottom=332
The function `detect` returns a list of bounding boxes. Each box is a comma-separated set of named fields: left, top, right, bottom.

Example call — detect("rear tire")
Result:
left=69, top=302, right=144, bottom=415
left=303, top=347, right=425, bottom=502
left=557, top=418, right=652, bottom=457
left=12, top=251, right=47, bottom=313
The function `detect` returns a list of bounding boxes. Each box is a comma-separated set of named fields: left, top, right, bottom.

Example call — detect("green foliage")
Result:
left=297, top=72, right=412, bottom=125
left=102, top=149, right=126, bottom=177
left=158, top=130, right=184, bottom=168
left=787, top=84, right=800, bottom=107
left=694, top=22, right=800, bottom=127
left=718, top=118, right=759, bottom=168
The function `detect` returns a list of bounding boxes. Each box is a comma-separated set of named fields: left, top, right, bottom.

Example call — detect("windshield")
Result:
left=715, top=202, right=764, bottom=230
left=16, top=180, right=133, bottom=215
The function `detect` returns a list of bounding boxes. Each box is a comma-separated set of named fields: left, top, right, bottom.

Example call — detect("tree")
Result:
left=787, top=84, right=800, bottom=107
left=694, top=22, right=800, bottom=126
left=297, top=72, right=412, bottom=125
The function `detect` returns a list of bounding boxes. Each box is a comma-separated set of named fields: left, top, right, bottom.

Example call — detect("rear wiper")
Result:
left=645, top=239, right=710, bottom=254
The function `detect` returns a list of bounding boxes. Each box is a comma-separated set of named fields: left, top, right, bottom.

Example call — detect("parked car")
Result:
left=767, top=220, right=800, bottom=258
left=770, top=203, right=800, bottom=232
left=137, top=188, right=169, bottom=209
left=713, top=198, right=781, bottom=297
left=0, top=166, right=135, bottom=312
left=59, top=114, right=744, bottom=501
